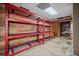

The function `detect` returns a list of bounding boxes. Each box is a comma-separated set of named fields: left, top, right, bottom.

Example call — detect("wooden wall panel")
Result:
left=73, top=3, right=79, bottom=55
left=0, top=4, right=5, bottom=56
left=57, top=16, right=72, bottom=37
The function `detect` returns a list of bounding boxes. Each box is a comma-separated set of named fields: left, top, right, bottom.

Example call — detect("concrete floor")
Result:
left=16, top=36, right=74, bottom=56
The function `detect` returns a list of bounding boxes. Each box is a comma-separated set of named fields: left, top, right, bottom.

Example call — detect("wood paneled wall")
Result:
left=56, top=16, right=72, bottom=37
left=73, top=3, right=79, bottom=55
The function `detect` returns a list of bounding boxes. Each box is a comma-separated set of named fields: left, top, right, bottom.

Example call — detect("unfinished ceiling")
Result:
left=11, top=3, right=72, bottom=20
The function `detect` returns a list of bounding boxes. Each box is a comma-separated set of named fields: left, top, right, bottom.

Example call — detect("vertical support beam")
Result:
left=37, top=20, right=40, bottom=42
left=42, top=19, right=44, bottom=44
left=73, top=3, right=79, bottom=55
left=49, top=22, right=51, bottom=38
left=5, top=4, right=9, bottom=56
left=11, top=48, right=14, bottom=53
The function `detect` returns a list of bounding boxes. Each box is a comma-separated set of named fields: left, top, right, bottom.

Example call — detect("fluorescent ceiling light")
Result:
left=44, top=7, right=58, bottom=15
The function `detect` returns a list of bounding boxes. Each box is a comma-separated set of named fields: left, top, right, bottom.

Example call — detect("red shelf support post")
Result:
left=5, top=4, right=9, bottom=56
left=37, top=20, right=40, bottom=42
left=49, top=22, right=51, bottom=38
left=42, top=19, right=44, bottom=44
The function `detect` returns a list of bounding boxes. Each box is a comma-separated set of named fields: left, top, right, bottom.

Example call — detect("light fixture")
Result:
left=44, top=7, right=58, bottom=15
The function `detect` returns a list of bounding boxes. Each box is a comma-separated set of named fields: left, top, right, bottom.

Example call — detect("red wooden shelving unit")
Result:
left=4, top=3, right=53, bottom=56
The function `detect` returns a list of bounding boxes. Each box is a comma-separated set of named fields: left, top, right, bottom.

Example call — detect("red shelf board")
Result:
left=9, top=36, right=50, bottom=49
left=6, top=4, right=47, bottom=19
left=44, top=25, right=52, bottom=27
left=8, top=32, right=42, bottom=40
left=9, top=40, right=39, bottom=49
left=8, top=19, right=43, bottom=26
left=8, top=19, right=52, bottom=27
left=8, top=37, right=50, bottom=56
left=44, top=31, right=50, bottom=33
left=8, top=42, right=40, bottom=56
left=39, top=31, right=50, bottom=33
left=6, top=4, right=33, bottom=15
